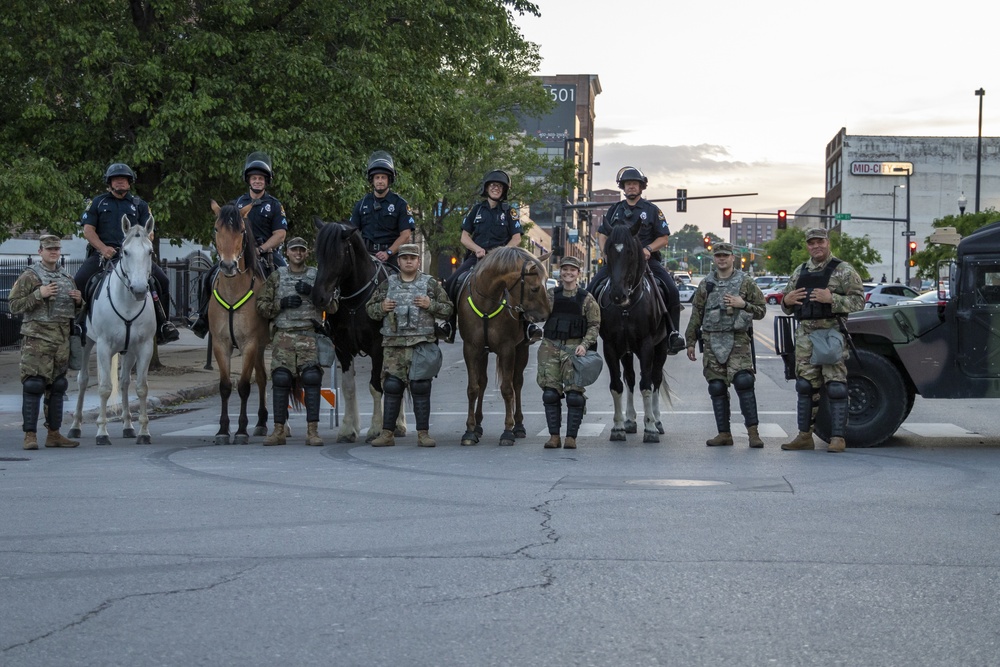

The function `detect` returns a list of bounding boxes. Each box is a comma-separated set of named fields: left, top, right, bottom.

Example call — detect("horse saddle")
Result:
left=590, top=268, right=665, bottom=304
left=80, top=260, right=120, bottom=322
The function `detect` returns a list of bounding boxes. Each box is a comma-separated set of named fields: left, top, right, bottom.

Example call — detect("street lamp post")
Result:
left=975, top=88, right=986, bottom=214
left=893, top=166, right=912, bottom=284
left=891, top=183, right=905, bottom=283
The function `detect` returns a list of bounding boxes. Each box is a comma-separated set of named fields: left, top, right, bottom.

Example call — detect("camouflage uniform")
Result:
left=9, top=256, right=83, bottom=447
left=781, top=245, right=865, bottom=449
left=685, top=262, right=766, bottom=446
left=365, top=263, right=453, bottom=446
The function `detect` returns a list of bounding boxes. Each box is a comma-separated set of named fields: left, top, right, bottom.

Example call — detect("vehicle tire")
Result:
left=814, top=349, right=911, bottom=448
left=766, top=296, right=777, bottom=305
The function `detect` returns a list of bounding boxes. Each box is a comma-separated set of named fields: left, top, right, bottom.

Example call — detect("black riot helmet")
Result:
left=104, top=163, right=136, bottom=185
left=366, top=151, right=396, bottom=185
left=616, top=166, right=648, bottom=191
left=480, top=170, right=511, bottom=200
left=243, top=151, right=274, bottom=185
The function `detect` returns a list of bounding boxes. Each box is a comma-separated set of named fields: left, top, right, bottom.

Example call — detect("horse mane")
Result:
left=122, top=222, right=151, bottom=249
left=217, top=201, right=265, bottom=280
left=477, top=246, right=547, bottom=279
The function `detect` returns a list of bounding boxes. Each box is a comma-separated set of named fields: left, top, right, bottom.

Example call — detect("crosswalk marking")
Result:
left=900, top=423, right=980, bottom=438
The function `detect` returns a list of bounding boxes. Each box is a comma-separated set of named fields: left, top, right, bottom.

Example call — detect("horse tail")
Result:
left=290, top=375, right=304, bottom=411
left=658, top=375, right=673, bottom=409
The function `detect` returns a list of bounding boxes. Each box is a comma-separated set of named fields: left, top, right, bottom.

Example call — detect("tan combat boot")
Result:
left=747, top=425, right=764, bottom=449
left=417, top=430, right=436, bottom=447
left=706, top=432, right=734, bottom=447
left=263, top=424, right=287, bottom=446
left=45, top=430, right=80, bottom=448
left=563, top=436, right=577, bottom=449
left=305, top=422, right=324, bottom=447
left=827, top=437, right=846, bottom=453
left=781, top=431, right=815, bottom=451
left=371, top=429, right=395, bottom=447
left=544, top=434, right=561, bottom=449
left=23, top=432, right=38, bottom=450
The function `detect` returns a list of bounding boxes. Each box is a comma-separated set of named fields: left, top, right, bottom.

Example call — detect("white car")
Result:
left=864, top=283, right=921, bottom=308
left=677, top=282, right=696, bottom=303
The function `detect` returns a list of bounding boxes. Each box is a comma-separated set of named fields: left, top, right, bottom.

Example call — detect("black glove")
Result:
left=295, top=280, right=313, bottom=296
left=280, top=295, right=302, bottom=309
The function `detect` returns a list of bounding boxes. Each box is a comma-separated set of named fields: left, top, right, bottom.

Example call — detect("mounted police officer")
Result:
left=589, top=166, right=684, bottom=354
left=780, top=228, right=865, bottom=453
left=441, top=169, right=525, bottom=344
left=349, top=151, right=415, bottom=271
left=191, top=151, right=289, bottom=338
left=685, top=243, right=767, bottom=448
left=538, top=255, right=601, bottom=450
left=75, top=163, right=180, bottom=344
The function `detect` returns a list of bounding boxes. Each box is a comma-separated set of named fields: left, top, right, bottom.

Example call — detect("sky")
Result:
left=513, top=0, right=1000, bottom=236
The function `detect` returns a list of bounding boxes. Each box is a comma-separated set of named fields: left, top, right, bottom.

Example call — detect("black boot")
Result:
left=190, top=268, right=214, bottom=339
left=155, top=298, right=180, bottom=344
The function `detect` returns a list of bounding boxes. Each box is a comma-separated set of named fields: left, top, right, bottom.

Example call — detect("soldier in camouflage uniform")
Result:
left=780, top=228, right=865, bottom=453
left=255, top=237, right=329, bottom=447
left=537, top=255, right=601, bottom=450
left=366, top=244, right=453, bottom=447
left=684, top=243, right=767, bottom=448
left=9, top=235, right=83, bottom=449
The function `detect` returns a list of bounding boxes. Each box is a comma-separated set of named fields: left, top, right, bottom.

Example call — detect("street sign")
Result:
left=902, top=231, right=916, bottom=237
left=834, top=213, right=852, bottom=221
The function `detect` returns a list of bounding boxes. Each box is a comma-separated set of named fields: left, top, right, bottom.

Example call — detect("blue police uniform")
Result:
left=235, top=192, right=289, bottom=268
left=452, top=201, right=522, bottom=277
left=349, top=191, right=415, bottom=267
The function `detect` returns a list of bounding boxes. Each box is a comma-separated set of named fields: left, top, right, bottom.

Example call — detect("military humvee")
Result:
left=779, top=224, right=995, bottom=447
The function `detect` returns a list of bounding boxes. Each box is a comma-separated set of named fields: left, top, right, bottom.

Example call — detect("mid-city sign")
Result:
left=850, top=161, right=914, bottom=176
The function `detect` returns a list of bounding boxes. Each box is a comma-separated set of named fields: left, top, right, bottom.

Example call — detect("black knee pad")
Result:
left=301, top=365, right=323, bottom=387
left=272, top=367, right=294, bottom=388
left=410, top=379, right=432, bottom=397
left=732, top=371, right=754, bottom=392
left=795, top=377, right=815, bottom=396
left=23, top=376, right=46, bottom=396
left=708, top=379, right=728, bottom=397
left=826, top=381, right=849, bottom=400
left=50, top=375, right=69, bottom=394
left=565, top=391, right=586, bottom=408
left=383, top=375, right=406, bottom=397
left=542, top=388, right=562, bottom=406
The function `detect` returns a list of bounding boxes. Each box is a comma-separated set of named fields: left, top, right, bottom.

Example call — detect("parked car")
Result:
left=673, top=272, right=692, bottom=285
left=763, top=282, right=787, bottom=305
left=895, top=290, right=946, bottom=306
left=545, top=278, right=558, bottom=289
left=864, top=283, right=921, bottom=308
left=0, top=288, right=22, bottom=347
left=677, top=282, right=696, bottom=303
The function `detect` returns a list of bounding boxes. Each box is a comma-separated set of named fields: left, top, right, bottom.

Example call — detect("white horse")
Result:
left=69, top=214, right=157, bottom=445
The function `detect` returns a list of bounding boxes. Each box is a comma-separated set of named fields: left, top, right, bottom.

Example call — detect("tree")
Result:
left=762, top=228, right=880, bottom=281
left=0, top=0, right=552, bottom=251
left=910, top=209, right=1000, bottom=277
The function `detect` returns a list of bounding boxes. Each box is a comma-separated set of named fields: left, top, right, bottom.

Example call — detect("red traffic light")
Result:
left=908, top=241, right=918, bottom=253
left=703, top=235, right=711, bottom=248
left=777, top=209, right=787, bottom=229
left=722, top=208, right=732, bottom=228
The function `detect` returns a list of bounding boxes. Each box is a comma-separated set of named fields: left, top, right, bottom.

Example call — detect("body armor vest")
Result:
left=543, top=287, right=589, bottom=340
left=793, top=259, right=841, bottom=320
left=381, top=273, right=435, bottom=337
left=701, top=270, right=752, bottom=333
left=22, top=265, right=77, bottom=323
left=273, top=266, right=321, bottom=330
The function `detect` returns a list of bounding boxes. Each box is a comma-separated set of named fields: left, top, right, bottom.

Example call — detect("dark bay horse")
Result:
left=599, top=223, right=670, bottom=442
left=457, top=247, right=551, bottom=446
left=208, top=200, right=270, bottom=444
left=310, top=220, right=403, bottom=442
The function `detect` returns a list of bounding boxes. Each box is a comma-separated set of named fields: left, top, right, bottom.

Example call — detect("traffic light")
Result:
left=908, top=240, right=918, bottom=267
left=777, top=209, right=787, bottom=230
left=722, top=208, right=732, bottom=228
left=450, top=256, right=458, bottom=266
left=703, top=235, right=711, bottom=249
left=676, top=188, right=687, bottom=213
left=552, top=226, right=564, bottom=255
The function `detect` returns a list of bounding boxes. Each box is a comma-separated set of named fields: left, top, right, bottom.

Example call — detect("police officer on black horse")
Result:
left=75, top=162, right=180, bottom=345
left=349, top=151, right=415, bottom=272
left=589, top=166, right=685, bottom=354
left=191, top=151, right=289, bottom=338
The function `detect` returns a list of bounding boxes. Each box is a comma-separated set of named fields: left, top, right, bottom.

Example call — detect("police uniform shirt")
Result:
left=235, top=193, right=289, bottom=246
left=461, top=202, right=522, bottom=249
left=598, top=199, right=670, bottom=249
left=349, top=192, right=416, bottom=246
left=80, top=192, right=151, bottom=247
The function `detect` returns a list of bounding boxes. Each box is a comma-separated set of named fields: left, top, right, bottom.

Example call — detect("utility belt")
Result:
left=86, top=244, right=120, bottom=259
left=365, top=240, right=393, bottom=253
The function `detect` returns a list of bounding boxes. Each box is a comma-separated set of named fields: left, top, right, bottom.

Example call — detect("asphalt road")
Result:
left=3, top=306, right=1000, bottom=666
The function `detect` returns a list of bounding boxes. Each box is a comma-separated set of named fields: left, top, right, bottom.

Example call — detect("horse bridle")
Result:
left=100, top=246, right=150, bottom=355
left=599, top=243, right=647, bottom=309
left=212, top=216, right=258, bottom=348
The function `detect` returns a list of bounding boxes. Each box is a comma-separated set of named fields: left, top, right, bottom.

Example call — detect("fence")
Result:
left=0, top=253, right=212, bottom=350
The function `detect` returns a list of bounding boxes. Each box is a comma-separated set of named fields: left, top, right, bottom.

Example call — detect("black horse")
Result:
left=311, top=221, right=405, bottom=442
left=598, top=222, right=670, bottom=442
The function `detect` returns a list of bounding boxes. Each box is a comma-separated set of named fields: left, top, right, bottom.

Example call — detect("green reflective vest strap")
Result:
left=467, top=295, right=506, bottom=319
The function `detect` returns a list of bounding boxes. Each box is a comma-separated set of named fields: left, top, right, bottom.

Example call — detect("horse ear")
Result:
left=144, top=213, right=155, bottom=237
left=313, top=217, right=326, bottom=231
left=539, top=252, right=551, bottom=263
left=120, top=214, right=130, bottom=235
left=240, top=204, right=253, bottom=219
left=211, top=199, right=221, bottom=215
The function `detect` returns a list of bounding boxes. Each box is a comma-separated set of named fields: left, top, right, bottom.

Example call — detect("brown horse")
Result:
left=208, top=200, right=271, bottom=445
left=457, top=247, right=551, bottom=446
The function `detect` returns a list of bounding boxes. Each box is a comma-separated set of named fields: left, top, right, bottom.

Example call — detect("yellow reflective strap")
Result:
left=213, top=288, right=254, bottom=311
left=467, top=295, right=506, bottom=319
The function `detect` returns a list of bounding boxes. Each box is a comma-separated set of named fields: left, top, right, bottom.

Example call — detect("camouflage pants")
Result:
left=536, top=338, right=586, bottom=394
left=794, top=325, right=848, bottom=388
left=270, top=329, right=319, bottom=374
left=20, top=334, right=70, bottom=383
left=382, top=344, right=417, bottom=381
left=702, top=332, right=754, bottom=384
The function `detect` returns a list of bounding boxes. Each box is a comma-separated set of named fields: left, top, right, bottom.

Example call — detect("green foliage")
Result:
left=910, top=209, right=1000, bottom=277
left=0, top=0, right=550, bottom=251
left=762, top=228, right=881, bottom=281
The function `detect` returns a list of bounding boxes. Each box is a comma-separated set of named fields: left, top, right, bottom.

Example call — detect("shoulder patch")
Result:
left=510, top=207, right=519, bottom=220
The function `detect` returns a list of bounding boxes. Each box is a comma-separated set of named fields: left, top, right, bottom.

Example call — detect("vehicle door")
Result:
left=957, top=259, right=1000, bottom=378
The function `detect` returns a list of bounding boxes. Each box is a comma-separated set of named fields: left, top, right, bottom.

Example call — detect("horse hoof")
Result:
left=122, top=427, right=136, bottom=439
left=96, top=435, right=112, bottom=446
left=68, top=428, right=81, bottom=439
left=643, top=431, right=660, bottom=443
left=512, top=424, right=527, bottom=438
left=499, top=430, right=516, bottom=446
left=624, top=420, right=638, bottom=434
left=474, top=425, right=484, bottom=437
left=461, top=431, right=479, bottom=446
left=136, top=435, right=151, bottom=445
left=214, top=435, right=231, bottom=446
left=253, top=426, right=268, bottom=437
left=337, top=434, right=357, bottom=443
left=364, top=432, right=377, bottom=444
left=393, top=427, right=407, bottom=437
left=233, top=434, right=249, bottom=445
left=610, top=429, right=626, bottom=442
left=656, top=421, right=665, bottom=435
